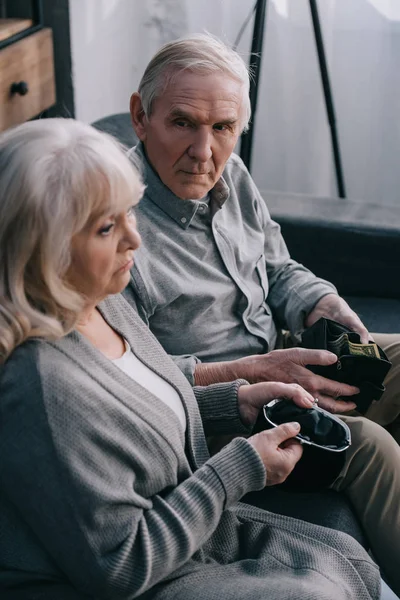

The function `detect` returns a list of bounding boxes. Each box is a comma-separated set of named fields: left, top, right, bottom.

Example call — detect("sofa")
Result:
left=264, top=189, right=400, bottom=333
left=92, top=112, right=400, bottom=549
left=245, top=189, right=400, bottom=548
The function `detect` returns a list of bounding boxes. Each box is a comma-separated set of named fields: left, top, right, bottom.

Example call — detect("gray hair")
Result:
left=138, top=33, right=251, bottom=132
left=0, top=118, right=144, bottom=363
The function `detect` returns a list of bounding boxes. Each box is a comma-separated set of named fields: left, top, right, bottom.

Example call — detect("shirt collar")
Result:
left=131, top=142, right=230, bottom=229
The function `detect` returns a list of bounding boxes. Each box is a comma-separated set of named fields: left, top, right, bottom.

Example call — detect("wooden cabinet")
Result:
left=0, top=2, right=56, bottom=132
left=0, top=27, right=55, bottom=131
left=0, top=18, right=33, bottom=42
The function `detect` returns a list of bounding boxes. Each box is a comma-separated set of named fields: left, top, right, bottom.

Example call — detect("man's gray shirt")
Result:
left=126, top=143, right=337, bottom=384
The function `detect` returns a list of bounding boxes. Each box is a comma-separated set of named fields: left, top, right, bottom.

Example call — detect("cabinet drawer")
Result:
left=0, top=28, right=55, bottom=132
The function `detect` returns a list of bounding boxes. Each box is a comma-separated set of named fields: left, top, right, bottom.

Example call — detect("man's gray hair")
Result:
left=138, top=33, right=251, bottom=132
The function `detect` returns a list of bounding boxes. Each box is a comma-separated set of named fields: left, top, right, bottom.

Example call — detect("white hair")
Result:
left=0, top=118, right=144, bottom=363
left=138, top=33, right=251, bottom=132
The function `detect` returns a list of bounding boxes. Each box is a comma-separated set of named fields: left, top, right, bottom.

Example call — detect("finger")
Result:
left=281, top=383, right=315, bottom=408
left=339, top=316, right=370, bottom=345
left=267, top=422, right=301, bottom=445
left=248, top=381, right=314, bottom=407
left=316, top=395, right=357, bottom=414
left=356, top=327, right=371, bottom=345
left=280, top=438, right=304, bottom=465
left=294, top=348, right=339, bottom=366
left=313, top=375, right=360, bottom=398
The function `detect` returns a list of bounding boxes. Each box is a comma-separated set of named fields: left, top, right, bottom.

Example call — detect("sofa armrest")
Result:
left=262, top=190, right=400, bottom=299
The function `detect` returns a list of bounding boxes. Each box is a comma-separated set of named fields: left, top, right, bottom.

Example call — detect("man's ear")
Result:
left=130, top=92, right=147, bottom=142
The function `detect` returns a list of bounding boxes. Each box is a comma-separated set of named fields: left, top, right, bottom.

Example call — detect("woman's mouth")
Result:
left=117, top=258, right=134, bottom=273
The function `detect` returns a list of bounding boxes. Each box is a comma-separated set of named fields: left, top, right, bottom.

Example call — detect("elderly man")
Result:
left=126, top=33, right=400, bottom=437
left=124, top=34, right=400, bottom=594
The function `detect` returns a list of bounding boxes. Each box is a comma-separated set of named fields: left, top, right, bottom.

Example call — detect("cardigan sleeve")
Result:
left=193, top=380, right=252, bottom=436
left=0, top=345, right=265, bottom=600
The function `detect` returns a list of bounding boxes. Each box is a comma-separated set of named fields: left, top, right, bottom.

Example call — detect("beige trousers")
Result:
left=332, top=414, right=400, bottom=596
left=282, top=331, right=400, bottom=593
left=332, top=333, right=400, bottom=595
left=281, top=331, right=400, bottom=441
left=364, top=333, right=400, bottom=443
left=213, top=333, right=400, bottom=592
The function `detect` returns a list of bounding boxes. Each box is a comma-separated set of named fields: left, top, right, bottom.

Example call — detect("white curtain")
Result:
left=247, top=0, right=400, bottom=205
left=146, top=0, right=400, bottom=204
left=71, top=0, right=400, bottom=204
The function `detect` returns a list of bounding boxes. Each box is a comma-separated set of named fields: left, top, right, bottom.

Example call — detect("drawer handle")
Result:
left=10, top=81, right=29, bottom=96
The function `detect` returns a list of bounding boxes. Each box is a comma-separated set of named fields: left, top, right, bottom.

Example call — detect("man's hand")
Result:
left=237, top=381, right=315, bottom=427
left=248, top=422, right=303, bottom=486
left=233, top=348, right=358, bottom=414
left=305, top=293, right=371, bottom=344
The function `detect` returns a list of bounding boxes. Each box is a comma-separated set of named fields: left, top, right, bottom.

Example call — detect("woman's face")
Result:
left=68, top=204, right=141, bottom=305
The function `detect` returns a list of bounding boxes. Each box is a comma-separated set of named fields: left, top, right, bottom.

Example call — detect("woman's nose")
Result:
left=122, top=214, right=141, bottom=250
left=130, top=226, right=141, bottom=250
left=129, top=222, right=141, bottom=250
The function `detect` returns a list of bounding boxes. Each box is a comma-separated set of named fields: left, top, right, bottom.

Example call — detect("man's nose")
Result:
left=187, top=128, right=212, bottom=162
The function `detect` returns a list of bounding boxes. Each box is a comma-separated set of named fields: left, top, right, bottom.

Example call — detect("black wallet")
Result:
left=253, top=399, right=351, bottom=491
left=301, top=317, right=391, bottom=414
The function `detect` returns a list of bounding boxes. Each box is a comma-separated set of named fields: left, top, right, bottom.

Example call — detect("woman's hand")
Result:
left=248, top=422, right=304, bottom=486
left=237, top=381, right=315, bottom=428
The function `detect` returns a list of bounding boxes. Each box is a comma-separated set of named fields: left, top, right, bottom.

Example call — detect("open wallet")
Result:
left=253, top=399, right=351, bottom=491
left=301, top=317, right=392, bottom=414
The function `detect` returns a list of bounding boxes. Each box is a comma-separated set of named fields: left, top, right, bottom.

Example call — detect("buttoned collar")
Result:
left=131, top=143, right=230, bottom=229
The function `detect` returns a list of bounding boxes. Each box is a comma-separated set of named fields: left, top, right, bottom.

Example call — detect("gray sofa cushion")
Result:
left=344, top=297, right=400, bottom=333
left=92, top=112, right=138, bottom=148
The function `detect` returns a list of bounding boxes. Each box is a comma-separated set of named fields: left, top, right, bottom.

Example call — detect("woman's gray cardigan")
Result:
left=0, top=294, right=380, bottom=600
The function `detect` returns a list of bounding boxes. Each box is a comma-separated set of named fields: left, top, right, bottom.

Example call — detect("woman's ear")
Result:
left=130, top=93, right=147, bottom=142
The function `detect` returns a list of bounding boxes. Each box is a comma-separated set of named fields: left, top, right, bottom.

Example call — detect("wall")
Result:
left=69, top=0, right=190, bottom=123
left=69, top=0, right=400, bottom=205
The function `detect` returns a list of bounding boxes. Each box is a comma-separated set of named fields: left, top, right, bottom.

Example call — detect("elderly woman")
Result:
left=0, top=119, right=383, bottom=600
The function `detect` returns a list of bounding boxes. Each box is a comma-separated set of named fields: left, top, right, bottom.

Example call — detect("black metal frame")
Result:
left=239, top=0, right=268, bottom=177
left=240, top=0, right=346, bottom=198
left=0, top=0, right=44, bottom=51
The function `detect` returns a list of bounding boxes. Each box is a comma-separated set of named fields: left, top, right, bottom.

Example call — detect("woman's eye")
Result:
left=98, top=223, right=114, bottom=236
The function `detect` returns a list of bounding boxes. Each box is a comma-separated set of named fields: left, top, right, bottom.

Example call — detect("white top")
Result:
left=113, top=340, right=186, bottom=430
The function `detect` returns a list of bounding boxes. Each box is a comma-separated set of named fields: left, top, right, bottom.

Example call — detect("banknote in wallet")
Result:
left=301, top=317, right=391, bottom=414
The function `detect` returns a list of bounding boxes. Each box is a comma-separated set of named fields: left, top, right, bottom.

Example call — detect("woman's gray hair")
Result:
left=0, top=118, right=144, bottom=363
left=138, top=33, right=251, bottom=132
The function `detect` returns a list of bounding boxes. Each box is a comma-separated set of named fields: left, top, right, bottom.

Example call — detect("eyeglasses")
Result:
left=262, top=399, right=351, bottom=453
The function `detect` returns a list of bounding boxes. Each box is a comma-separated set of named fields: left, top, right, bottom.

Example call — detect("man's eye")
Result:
left=214, top=124, right=228, bottom=132
left=175, top=120, right=190, bottom=128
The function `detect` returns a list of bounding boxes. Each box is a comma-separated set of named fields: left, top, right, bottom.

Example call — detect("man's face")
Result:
left=133, top=72, right=244, bottom=199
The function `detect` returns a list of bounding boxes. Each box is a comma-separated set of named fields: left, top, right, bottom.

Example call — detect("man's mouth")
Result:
left=181, top=170, right=208, bottom=176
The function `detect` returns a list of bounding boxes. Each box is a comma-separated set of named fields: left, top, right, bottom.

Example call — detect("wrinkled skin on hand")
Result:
left=247, top=421, right=304, bottom=486
left=305, top=293, right=371, bottom=344
left=237, top=381, right=315, bottom=427
left=195, top=294, right=370, bottom=413
left=234, top=348, right=359, bottom=414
